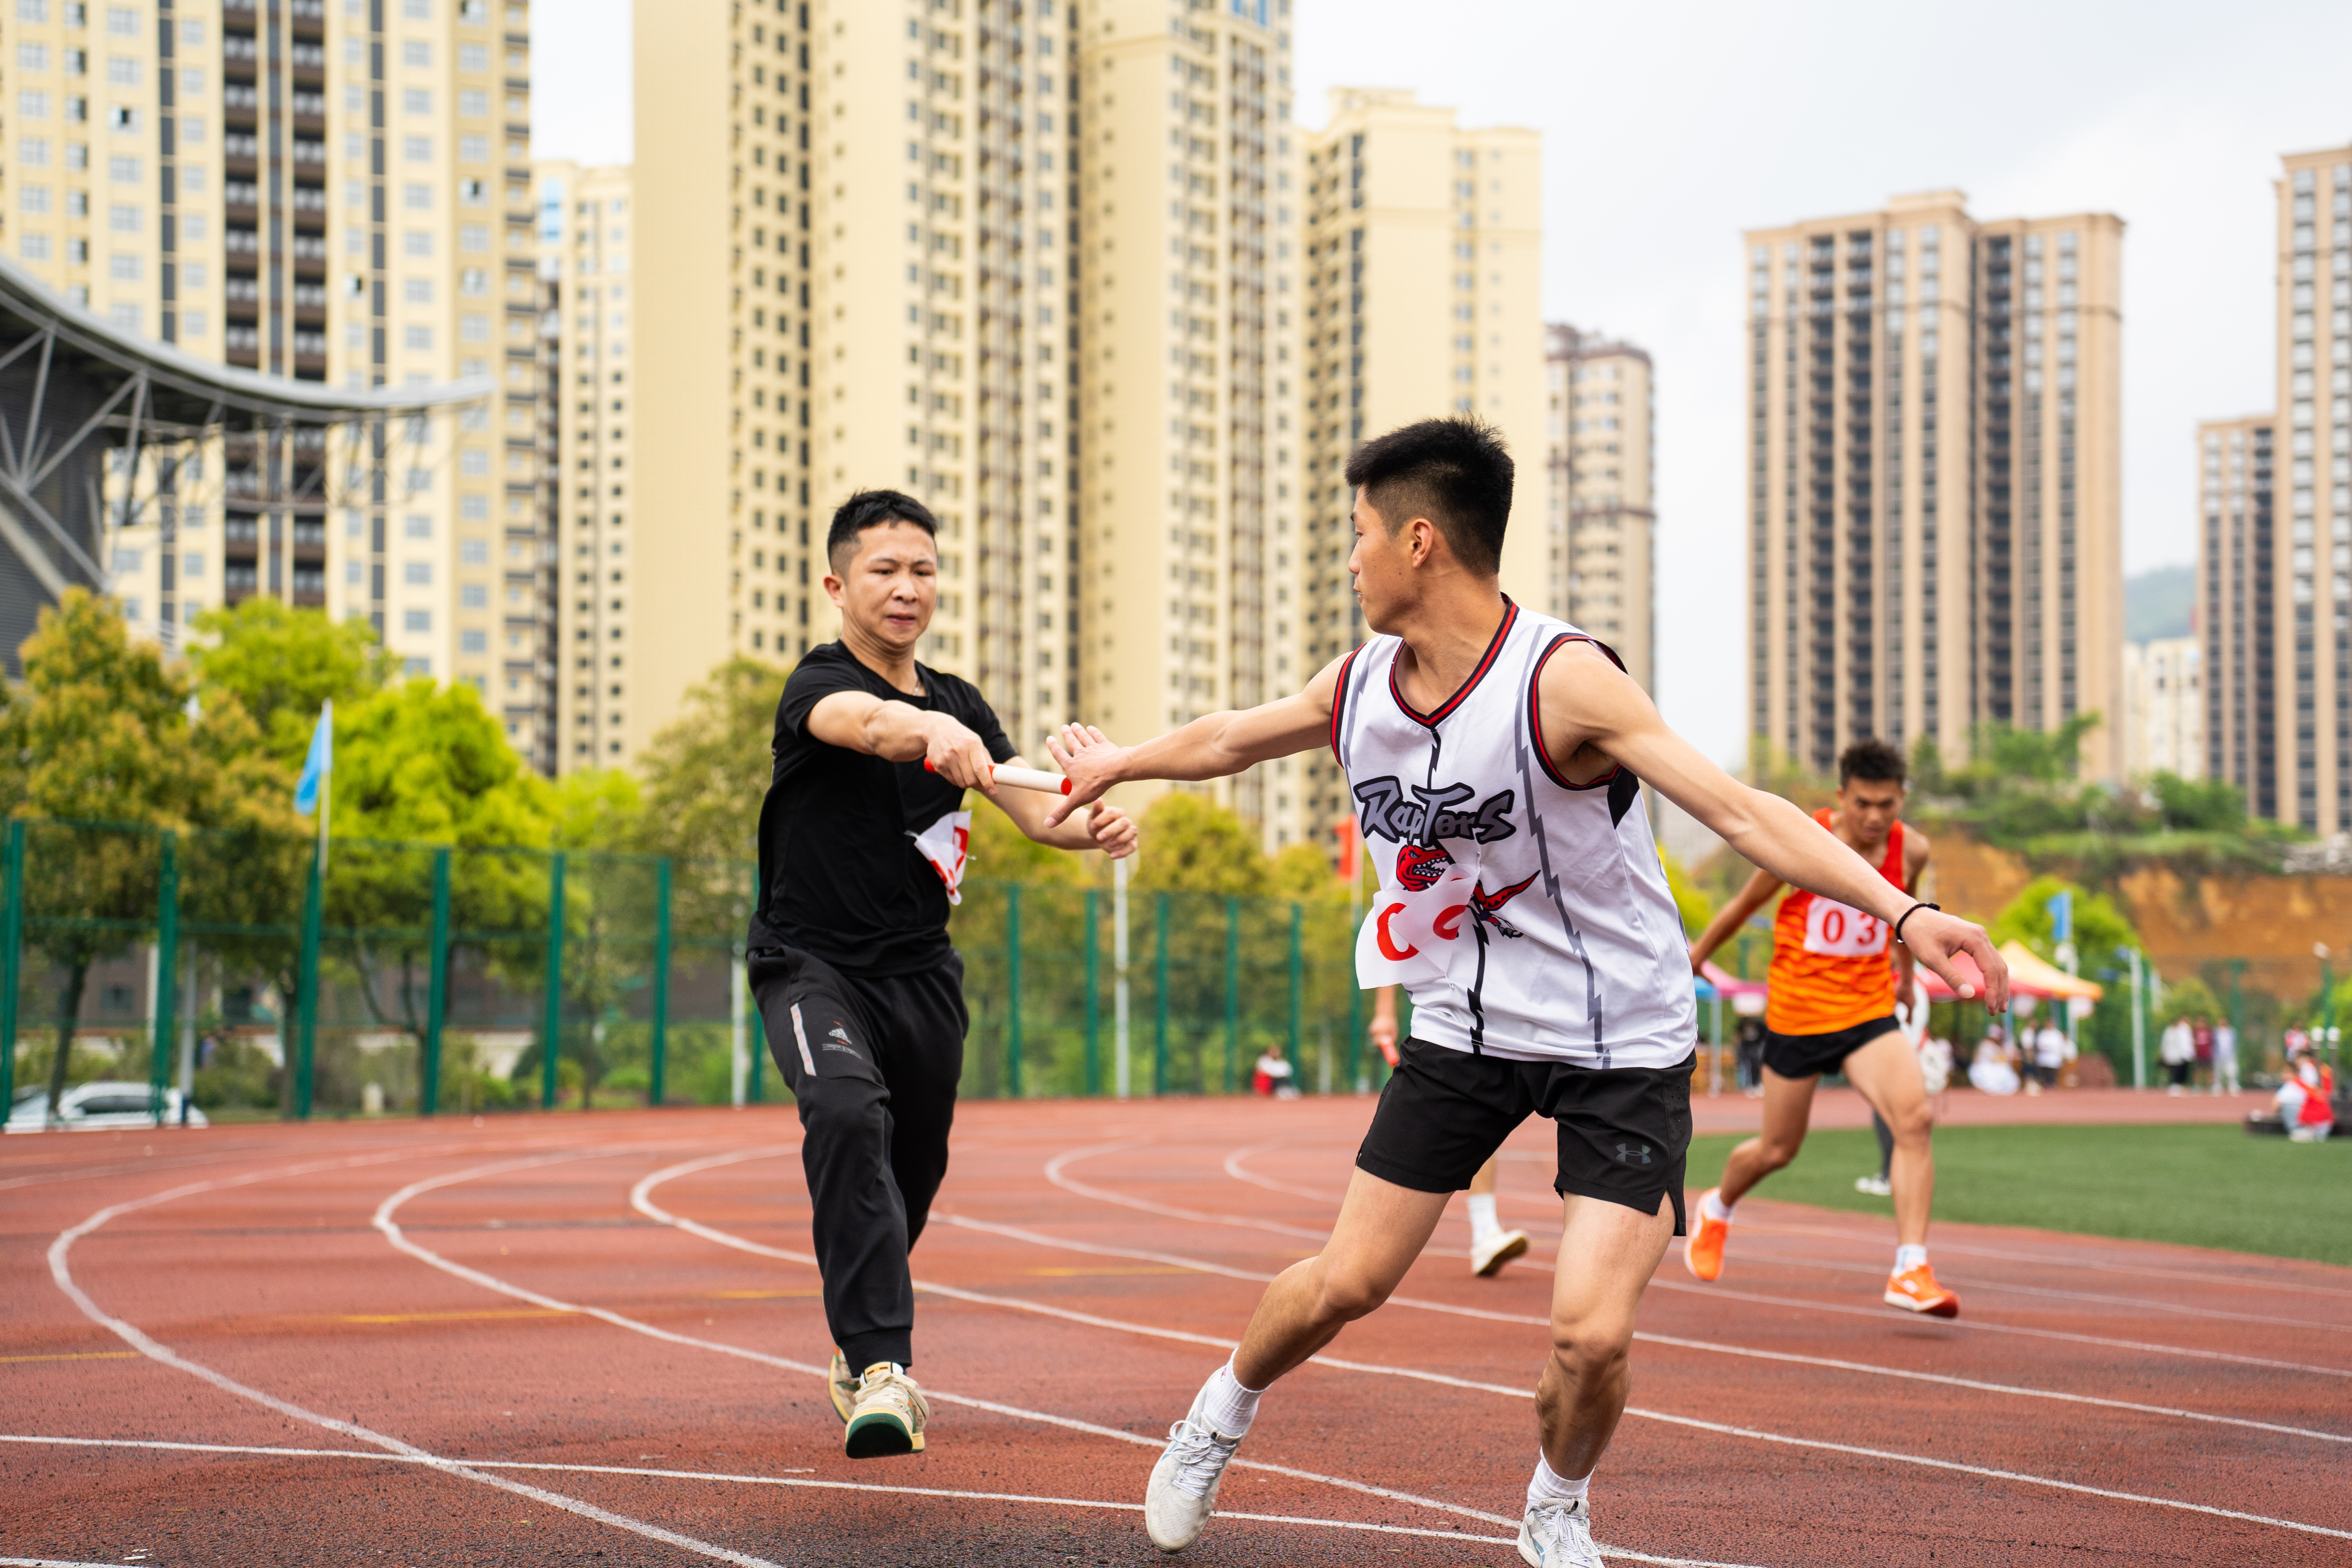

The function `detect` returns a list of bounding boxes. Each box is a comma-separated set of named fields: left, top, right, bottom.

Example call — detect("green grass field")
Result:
left=1686, top=1123, right=2352, bottom=1267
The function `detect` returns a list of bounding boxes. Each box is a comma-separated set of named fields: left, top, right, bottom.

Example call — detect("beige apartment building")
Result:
left=1290, top=86, right=1539, bottom=846
left=2122, top=635, right=2202, bottom=782
left=7, top=0, right=550, bottom=753
left=2196, top=414, right=2277, bottom=813
left=1545, top=322, right=1653, bottom=694
left=632, top=0, right=1092, bottom=772
left=533, top=158, right=635, bottom=770
left=1744, top=192, right=2125, bottom=782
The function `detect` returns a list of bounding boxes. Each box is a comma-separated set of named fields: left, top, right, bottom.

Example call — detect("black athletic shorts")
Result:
left=1762, top=1015, right=1902, bottom=1080
left=1355, top=1038, right=1695, bottom=1236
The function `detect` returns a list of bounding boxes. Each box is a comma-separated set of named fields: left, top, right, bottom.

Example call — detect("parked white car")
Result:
left=6, top=1081, right=209, bottom=1132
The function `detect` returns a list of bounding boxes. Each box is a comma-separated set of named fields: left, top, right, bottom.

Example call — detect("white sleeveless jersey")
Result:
left=1332, top=600, right=1696, bottom=1069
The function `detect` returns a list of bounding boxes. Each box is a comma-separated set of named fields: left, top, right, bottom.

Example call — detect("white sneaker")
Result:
left=1144, top=1385, right=1242, bottom=1552
left=842, top=1362, right=927, bottom=1458
left=1518, top=1497, right=1604, bottom=1567
left=1472, top=1227, right=1530, bottom=1278
left=1853, top=1173, right=1891, bottom=1196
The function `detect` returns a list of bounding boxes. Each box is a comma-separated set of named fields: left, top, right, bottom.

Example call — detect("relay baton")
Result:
left=923, top=758, right=1073, bottom=795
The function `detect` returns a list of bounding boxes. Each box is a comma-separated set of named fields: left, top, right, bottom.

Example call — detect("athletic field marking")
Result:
left=927, top=1212, right=2352, bottom=1446
left=0, top=1434, right=1765, bottom=1567
left=382, top=1151, right=1538, bottom=1544
left=650, top=1156, right=2352, bottom=1546
left=48, top=1150, right=790, bottom=1568
left=1050, top=1140, right=2352, bottom=1379
left=1222, top=1139, right=1348, bottom=1202
left=1045, top=1140, right=1338, bottom=1241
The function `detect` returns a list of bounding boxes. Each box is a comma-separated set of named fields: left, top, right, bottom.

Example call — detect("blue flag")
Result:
left=2045, top=888, right=2073, bottom=944
left=293, top=700, right=332, bottom=815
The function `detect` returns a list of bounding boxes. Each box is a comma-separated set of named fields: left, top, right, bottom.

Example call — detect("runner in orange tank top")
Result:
left=1682, top=739, right=1960, bottom=1317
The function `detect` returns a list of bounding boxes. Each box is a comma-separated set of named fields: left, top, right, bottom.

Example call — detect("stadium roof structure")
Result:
left=0, top=253, right=492, bottom=673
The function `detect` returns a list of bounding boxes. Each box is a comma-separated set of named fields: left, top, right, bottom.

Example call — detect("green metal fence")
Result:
left=0, top=818, right=1392, bottom=1124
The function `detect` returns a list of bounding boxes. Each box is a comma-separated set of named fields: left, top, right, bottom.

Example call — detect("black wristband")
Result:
left=1892, top=902, right=1940, bottom=946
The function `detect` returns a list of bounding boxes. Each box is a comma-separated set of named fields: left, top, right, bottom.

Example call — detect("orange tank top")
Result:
left=1766, top=810, right=1906, bottom=1036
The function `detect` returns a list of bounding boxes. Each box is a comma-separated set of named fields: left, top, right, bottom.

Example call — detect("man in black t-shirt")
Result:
left=750, top=488, right=1136, bottom=1461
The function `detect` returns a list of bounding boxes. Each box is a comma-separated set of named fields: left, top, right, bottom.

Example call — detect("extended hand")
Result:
left=1087, top=800, right=1139, bottom=860
left=1368, top=1010, right=1399, bottom=1069
left=1899, top=909, right=2011, bottom=1013
left=1043, top=724, right=1127, bottom=827
left=923, top=715, right=998, bottom=794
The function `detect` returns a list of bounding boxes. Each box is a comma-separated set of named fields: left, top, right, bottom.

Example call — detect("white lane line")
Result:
left=1045, top=1140, right=1337, bottom=1241
left=1221, top=1139, right=1347, bottom=1203
left=48, top=1149, right=788, bottom=1568
left=0, top=1432, right=1758, bottom=1566
left=383, top=1151, right=1533, bottom=1544
left=927, top=1213, right=2352, bottom=1447
left=1051, top=1142, right=2352, bottom=1379
left=629, top=1150, right=1768, bottom=1568
left=653, top=1158, right=2352, bottom=1550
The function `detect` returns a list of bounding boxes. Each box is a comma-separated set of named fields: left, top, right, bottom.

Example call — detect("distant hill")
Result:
left=2126, top=564, right=2194, bottom=643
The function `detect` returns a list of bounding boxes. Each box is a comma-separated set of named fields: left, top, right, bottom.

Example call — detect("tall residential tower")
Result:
left=1545, top=322, right=1653, bottom=693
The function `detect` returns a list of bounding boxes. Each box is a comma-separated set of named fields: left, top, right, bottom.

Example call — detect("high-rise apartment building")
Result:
left=1744, top=191, right=2125, bottom=780
left=533, top=158, right=633, bottom=771
left=2196, top=414, right=2276, bottom=813
left=2123, top=634, right=2202, bottom=781
left=1289, top=85, right=1539, bottom=844
left=15, top=0, right=551, bottom=755
left=1544, top=322, right=1653, bottom=693
left=2270, top=145, right=2352, bottom=831
left=633, top=0, right=1086, bottom=772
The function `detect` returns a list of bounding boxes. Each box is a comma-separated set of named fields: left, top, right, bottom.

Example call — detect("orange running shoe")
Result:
left=1684, top=1189, right=1729, bottom=1281
left=1884, top=1263, right=1960, bottom=1318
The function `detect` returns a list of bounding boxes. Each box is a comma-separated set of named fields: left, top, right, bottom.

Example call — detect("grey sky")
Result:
left=534, top=0, right=2352, bottom=765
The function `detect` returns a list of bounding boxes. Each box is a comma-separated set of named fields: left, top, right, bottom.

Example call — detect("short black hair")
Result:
left=1838, top=737, right=1908, bottom=789
left=826, top=488, right=939, bottom=572
left=1342, top=416, right=1514, bottom=576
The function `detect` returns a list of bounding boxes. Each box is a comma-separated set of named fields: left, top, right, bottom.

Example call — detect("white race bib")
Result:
left=1802, top=896, right=1886, bottom=957
left=912, top=809, right=971, bottom=905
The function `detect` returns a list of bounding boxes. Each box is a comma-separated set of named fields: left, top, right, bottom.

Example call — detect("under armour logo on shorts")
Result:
left=1615, top=1142, right=1653, bottom=1166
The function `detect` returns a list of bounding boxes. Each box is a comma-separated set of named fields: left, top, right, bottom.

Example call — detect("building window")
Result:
left=460, top=629, right=488, bottom=653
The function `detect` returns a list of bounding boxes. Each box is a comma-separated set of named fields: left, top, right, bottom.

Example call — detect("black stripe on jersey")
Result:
left=1329, top=644, right=1365, bottom=770
left=1530, top=632, right=1643, bottom=826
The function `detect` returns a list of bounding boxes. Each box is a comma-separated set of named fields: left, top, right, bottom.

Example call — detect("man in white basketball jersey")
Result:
left=1045, top=418, right=2008, bottom=1567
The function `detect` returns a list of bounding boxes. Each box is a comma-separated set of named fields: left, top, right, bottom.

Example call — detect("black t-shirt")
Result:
left=749, top=641, right=1015, bottom=977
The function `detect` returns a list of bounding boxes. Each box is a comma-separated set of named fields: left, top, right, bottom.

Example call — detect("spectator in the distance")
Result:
left=2159, top=1015, right=2196, bottom=1094
left=1969, top=1026, right=2020, bottom=1096
left=2274, top=1039, right=2335, bottom=1141
left=2212, top=1017, right=2240, bottom=1096
left=1734, top=1015, right=1768, bottom=1097
left=2191, top=1016, right=2215, bottom=1091
left=2027, top=1018, right=2073, bottom=1095
left=1250, top=1046, right=1297, bottom=1099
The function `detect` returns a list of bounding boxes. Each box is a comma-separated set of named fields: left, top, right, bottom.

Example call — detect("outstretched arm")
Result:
left=985, top=756, right=1139, bottom=858
left=1536, top=642, right=2009, bottom=1011
left=1687, top=865, right=1783, bottom=973
left=1041, top=654, right=1348, bottom=828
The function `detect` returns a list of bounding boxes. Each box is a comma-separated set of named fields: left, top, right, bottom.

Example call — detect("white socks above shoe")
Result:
left=1895, top=1244, right=1927, bottom=1274
left=1199, top=1358, right=1265, bottom=1439
left=1527, top=1453, right=1591, bottom=1508
left=1700, top=1189, right=1734, bottom=1223
left=1467, top=1193, right=1500, bottom=1243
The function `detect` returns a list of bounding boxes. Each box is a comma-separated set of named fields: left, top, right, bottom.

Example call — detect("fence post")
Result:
left=1006, top=883, right=1024, bottom=1099
left=541, top=851, right=566, bottom=1111
left=1223, top=895, right=1239, bottom=1094
left=650, top=858, right=672, bottom=1108
left=1113, top=857, right=1131, bottom=1100
left=294, top=844, right=322, bottom=1120
left=0, top=818, right=21, bottom=1117
left=1287, top=902, right=1303, bottom=1084
left=1083, top=887, right=1100, bottom=1096
left=151, top=832, right=178, bottom=1126
left=422, top=848, right=450, bottom=1116
left=1152, top=891, right=1169, bottom=1096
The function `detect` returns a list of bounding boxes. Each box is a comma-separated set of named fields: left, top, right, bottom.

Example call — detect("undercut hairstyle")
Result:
left=1343, top=416, right=1514, bottom=577
left=826, top=488, right=939, bottom=573
left=1838, top=737, right=1908, bottom=789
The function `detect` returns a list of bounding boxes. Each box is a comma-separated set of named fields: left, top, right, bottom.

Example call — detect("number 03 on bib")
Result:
left=1767, top=811, right=1906, bottom=1034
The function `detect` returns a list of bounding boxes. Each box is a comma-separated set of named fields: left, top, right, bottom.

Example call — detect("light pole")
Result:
left=2119, top=946, right=2145, bottom=1089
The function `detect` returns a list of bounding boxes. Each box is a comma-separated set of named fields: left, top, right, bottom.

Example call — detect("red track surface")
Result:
left=4, top=1096, right=2345, bottom=1566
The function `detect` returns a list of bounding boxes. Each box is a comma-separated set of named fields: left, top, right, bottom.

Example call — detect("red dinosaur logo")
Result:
left=1394, top=842, right=1454, bottom=891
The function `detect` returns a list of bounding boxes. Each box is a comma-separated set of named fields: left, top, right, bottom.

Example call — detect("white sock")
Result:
left=1700, top=1189, right=1734, bottom=1223
left=1198, top=1358, right=1265, bottom=1439
left=1467, top=1193, right=1500, bottom=1242
left=1895, top=1244, right=1927, bottom=1274
left=1527, top=1453, right=1590, bottom=1508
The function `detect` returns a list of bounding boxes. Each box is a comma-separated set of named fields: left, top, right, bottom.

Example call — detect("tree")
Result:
left=1988, top=875, right=2139, bottom=969
left=2149, top=772, right=2244, bottom=831
left=1660, top=846, right=1715, bottom=940
left=188, top=598, right=394, bottom=767
left=1130, top=793, right=1270, bottom=896
left=546, top=769, right=649, bottom=1106
left=2, top=590, right=283, bottom=1120
left=634, top=655, right=791, bottom=942
left=2158, top=975, right=2221, bottom=1029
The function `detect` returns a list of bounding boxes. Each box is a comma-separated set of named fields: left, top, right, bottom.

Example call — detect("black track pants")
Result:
left=750, top=945, right=965, bottom=1373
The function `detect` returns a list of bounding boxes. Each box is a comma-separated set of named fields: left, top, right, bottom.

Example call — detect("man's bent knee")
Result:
left=1312, top=1258, right=1402, bottom=1323
left=1891, top=1102, right=1935, bottom=1143
left=1546, top=1319, right=1634, bottom=1384
left=1752, top=1139, right=1800, bottom=1174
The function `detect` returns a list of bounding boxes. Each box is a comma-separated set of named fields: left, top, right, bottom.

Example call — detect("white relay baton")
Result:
left=923, top=759, right=1073, bottom=795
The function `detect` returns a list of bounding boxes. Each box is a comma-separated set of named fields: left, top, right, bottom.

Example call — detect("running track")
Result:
left=4, top=1098, right=2345, bottom=1566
